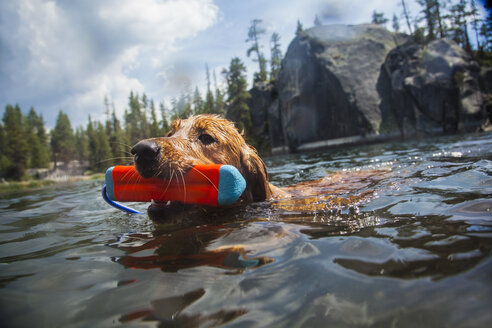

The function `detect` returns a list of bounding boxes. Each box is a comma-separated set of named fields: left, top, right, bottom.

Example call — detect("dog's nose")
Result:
left=131, top=140, right=160, bottom=161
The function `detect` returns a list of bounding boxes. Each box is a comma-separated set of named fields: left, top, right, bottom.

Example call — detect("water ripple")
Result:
left=1, top=132, right=491, bottom=327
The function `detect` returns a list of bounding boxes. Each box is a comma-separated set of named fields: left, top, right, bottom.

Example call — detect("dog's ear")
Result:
left=240, top=146, right=272, bottom=202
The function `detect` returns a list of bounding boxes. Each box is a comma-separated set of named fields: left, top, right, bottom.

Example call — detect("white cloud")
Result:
left=99, top=0, right=219, bottom=46
left=0, top=0, right=219, bottom=127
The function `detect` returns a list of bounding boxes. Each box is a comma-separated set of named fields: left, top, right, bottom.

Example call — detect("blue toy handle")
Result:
left=102, top=184, right=144, bottom=215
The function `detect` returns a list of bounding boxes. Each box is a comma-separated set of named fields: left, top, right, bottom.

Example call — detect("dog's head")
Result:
left=131, top=114, right=271, bottom=203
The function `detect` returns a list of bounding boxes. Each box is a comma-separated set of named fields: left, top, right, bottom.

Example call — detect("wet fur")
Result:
left=133, top=114, right=285, bottom=204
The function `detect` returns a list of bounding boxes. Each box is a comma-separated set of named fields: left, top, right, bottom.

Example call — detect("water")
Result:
left=1, top=132, right=491, bottom=327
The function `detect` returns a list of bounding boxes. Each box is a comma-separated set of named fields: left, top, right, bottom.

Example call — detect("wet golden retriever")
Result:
left=131, top=114, right=286, bottom=203
left=131, top=114, right=387, bottom=218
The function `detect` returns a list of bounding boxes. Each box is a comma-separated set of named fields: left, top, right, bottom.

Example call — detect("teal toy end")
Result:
left=105, top=166, right=115, bottom=201
left=217, top=165, right=246, bottom=206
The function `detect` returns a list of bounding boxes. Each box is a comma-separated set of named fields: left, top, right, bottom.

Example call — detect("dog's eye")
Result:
left=198, top=133, right=216, bottom=145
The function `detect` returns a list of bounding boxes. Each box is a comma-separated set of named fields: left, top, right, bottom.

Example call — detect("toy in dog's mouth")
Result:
left=102, top=164, right=247, bottom=214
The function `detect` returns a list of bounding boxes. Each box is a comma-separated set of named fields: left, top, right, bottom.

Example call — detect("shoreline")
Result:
left=0, top=173, right=105, bottom=194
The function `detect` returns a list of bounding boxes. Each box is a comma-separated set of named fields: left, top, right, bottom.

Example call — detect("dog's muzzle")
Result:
left=131, top=140, right=161, bottom=179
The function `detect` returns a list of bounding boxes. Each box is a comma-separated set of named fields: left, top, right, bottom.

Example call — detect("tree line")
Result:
left=0, top=84, right=227, bottom=180
left=0, top=105, right=50, bottom=180
left=372, top=0, right=492, bottom=55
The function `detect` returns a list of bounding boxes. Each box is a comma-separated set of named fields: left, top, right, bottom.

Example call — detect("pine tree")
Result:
left=35, top=113, right=50, bottom=167
left=86, top=117, right=112, bottom=172
left=170, top=97, right=179, bottom=121
left=213, top=70, right=226, bottom=114
left=174, top=91, right=193, bottom=119
left=202, top=64, right=214, bottom=113
left=435, top=0, right=445, bottom=38
left=24, top=112, right=39, bottom=169
left=126, top=91, right=148, bottom=144
left=413, top=23, right=426, bottom=44
left=159, top=102, right=170, bottom=134
left=109, top=108, right=128, bottom=165
left=470, top=0, right=483, bottom=50
left=125, top=93, right=137, bottom=143
left=142, top=93, right=148, bottom=111
left=104, top=95, right=111, bottom=123
left=86, top=116, right=97, bottom=170
left=149, top=100, right=161, bottom=136
left=192, top=87, right=204, bottom=114
left=314, top=15, right=322, bottom=26
left=296, top=19, right=304, bottom=36
left=25, top=107, right=49, bottom=168
left=94, top=122, right=111, bottom=171
left=204, top=91, right=214, bottom=114
left=401, top=0, right=414, bottom=35
left=202, top=65, right=215, bottom=114
left=2, top=105, right=28, bottom=179
left=50, top=110, right=75, bottom=169
left=372, top=11, right=389, bottom=26
left=224, top=57, right=252, bottom=132
left=449, top=0, right=472, bottom=52
left=418, top=0, right=436, bottom=40
left=393, top=13, right=400, bottom=32
left=0, top=122, right=10, bottom=177
left=141, top=93, right=149, bottom=135
left=214, top=88, right=226, bottom=115
left=74, top=127, right=89, bottom=163
left=104, top=102, right=113, bottom=138
left=416, top=0, right=446, bottom=41
left=480, top=8, right=492, bottom=51
left=270, top=32, right=282, bottom=81
left=246, top=19, right=268, bottom=84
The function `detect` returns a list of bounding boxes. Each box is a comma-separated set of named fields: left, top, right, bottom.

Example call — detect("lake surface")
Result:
left=1, top=132, right=492, bottom=327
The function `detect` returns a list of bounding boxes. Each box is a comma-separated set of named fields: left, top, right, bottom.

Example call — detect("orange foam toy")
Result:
left=104, top=164, right=246, bottom=207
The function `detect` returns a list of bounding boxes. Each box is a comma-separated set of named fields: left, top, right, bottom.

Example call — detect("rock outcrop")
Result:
left=248, top=82, right=273, bottom=139
left=479, top=68, right=492, bottom=128
left=380, top=38, right=486, bottom=135
left=274, top=24, right=406, bottom=152
left=248, top=82, right=285, bottom=153
left=259, top=24, right=488, bottom=154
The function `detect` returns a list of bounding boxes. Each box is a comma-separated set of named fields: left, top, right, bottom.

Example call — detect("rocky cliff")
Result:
left=248, top=24, right=489, bottom=154
left=380, top=39, right=486, bottom=135
left=275, top=24, right=407, bottom=152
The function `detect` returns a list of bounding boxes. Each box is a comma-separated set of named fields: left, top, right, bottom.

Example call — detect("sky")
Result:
left=0, top=0, right=488, bottom=129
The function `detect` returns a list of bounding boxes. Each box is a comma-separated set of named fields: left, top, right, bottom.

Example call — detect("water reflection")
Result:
left=120, top=288, right=247, bottom=326
left=111, top=223, right=273, bottom=272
